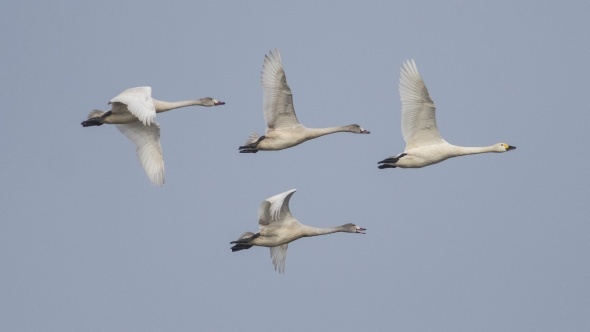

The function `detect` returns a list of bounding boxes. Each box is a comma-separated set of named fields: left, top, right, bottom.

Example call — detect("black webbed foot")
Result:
left=238, top=149, right=259, bottom=153
left=238, top=135, right=266, bottom=152
left=230, top=233, right=260, bottom=251
left=231, top=243, right=254, bottom=252
left=377, top=153, right=407, bottom=166
left=81, top=118, right=104, bottom=127
left=230, top=233, right=260, bottom=244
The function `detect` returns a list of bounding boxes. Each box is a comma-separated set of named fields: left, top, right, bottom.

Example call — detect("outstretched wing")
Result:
left=270, top=244, right=288, bottom=274
left=258, top=200, right=272, bottom=226
left=261, top=50, right=301, bottom=129
left=399, top=60, right=443, bottom=149
left=258, top=188, right=296, bottom=226
left=268, top=188, right=296, bottom=221
left=115, top=121, right=164, bottom=186
left=110, top=86, right=156, bottom=126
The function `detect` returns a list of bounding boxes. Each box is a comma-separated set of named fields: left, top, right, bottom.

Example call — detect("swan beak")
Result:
left=506, top=145, right=516, bottom=151
left=360, top=129, right=370, bottom=134
left=356, top=227, right=366, bottom=234
left=214, top=100, right=226, bottom=106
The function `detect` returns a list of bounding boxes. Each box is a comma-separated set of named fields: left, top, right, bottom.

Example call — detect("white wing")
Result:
left=268, top=188, right=296, bottom=221
left=258, top=188, right=296, bottom=226
left=399, top=60, right=444, bottom=149
left=270, top=244, right=288, bottom=274
left=261, top=50, right=301, bottom=129
left=258, top=200, right=272, bottom=226
left=110, top=86, right=156, bottom=126
left=115, top=122, right=164, bottom=186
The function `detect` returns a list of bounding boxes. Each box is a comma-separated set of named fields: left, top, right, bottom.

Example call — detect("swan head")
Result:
left=348, top=124, right=370, bottom=134
left=343, top=223, right=366, bottom=234
left=198, top=97, right=226, bottom=106
left=496, top=143, right=516, bottom=152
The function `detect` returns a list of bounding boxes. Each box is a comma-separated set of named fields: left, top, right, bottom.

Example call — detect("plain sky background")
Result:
left=1, top=1, right=589, bottom=331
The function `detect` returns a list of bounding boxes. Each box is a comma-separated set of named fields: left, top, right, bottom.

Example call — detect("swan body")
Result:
left=81, top=86, right=225, bottom=186
left=378, top=60, right=515, bottom=169
left=239, top=50, right=370, bottom=153
left=231, top=189, right=366, bottom=273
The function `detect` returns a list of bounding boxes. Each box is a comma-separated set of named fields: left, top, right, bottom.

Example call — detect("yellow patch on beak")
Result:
left=502, top=143, right=516, bottom=151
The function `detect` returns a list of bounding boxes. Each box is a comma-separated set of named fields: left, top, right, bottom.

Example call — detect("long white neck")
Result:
left=300, top=224, right=348, bottom=237
left=153, top=99, right=207, bottom=113
left=305, top=126, right=352, bottom=139
left=450, top=145, right=497, bottom=157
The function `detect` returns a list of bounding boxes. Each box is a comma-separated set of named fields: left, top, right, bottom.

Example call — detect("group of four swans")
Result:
left=81, top=50, right=515, bottom=273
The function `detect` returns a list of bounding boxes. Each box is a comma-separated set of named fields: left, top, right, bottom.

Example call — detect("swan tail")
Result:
left=81, top=110, right=107, bottom=127
left=230, top=232, right=259, bottom=251
left=238, top=133, right=264, bottom=153
left=244, top=132, right=260, bottom=145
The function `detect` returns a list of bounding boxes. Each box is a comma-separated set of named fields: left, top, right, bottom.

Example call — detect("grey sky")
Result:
left=1, top=1, right=589, bottom=331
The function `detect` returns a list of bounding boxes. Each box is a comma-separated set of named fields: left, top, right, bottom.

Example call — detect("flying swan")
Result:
left=81, top=86, right=225, bottom=186
left=239, top=50, right=370, bottom=153
left=378, top=60, right=515, bottom=169
left=230, top=189, right=366, bottom=273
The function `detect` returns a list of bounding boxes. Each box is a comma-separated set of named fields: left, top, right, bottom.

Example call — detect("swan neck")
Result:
left=306, top=126, right=349, bottom=138
left=451, top=145, right=495, bottom=156
left=153, top=99, right=204, bottom=113
left=302, top=225, right=345, bottom=237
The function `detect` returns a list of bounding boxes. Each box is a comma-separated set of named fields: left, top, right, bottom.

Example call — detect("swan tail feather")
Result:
left=243, top=133, right=260, bottom=145
left=88, top=110, right=106, bottom=119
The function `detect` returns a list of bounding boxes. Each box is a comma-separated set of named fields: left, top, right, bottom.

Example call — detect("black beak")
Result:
left=507, top=145, right=516, bottom=151
left=215, top=101, right=225, bottom=106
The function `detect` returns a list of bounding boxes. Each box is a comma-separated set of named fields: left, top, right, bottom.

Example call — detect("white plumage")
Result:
left=239, top=50, right=370, bottom=153
left=231, top=189, right=366, bottom=274
left=378, top=60, right=515, bottom=169
left=82, top=87, right=225, bottom=186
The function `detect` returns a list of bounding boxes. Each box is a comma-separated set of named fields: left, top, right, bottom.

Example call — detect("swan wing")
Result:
left=267, top=188, right=296, bottom=222
left=258, top=200, right=272, bottom=226
left=110, top=86, right=156, bottom=126
left=258, top=188, right=296, bottom=226
left=115, top=121, right=164, bottom=186
left=261, top=50, right=300, bottom=129
left=399, top=60, right=444, bottom=149
left=270, top=244, right=288, bottom=274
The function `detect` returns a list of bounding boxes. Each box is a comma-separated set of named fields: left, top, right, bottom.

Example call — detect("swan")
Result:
left=377, top=60, right=515, bottom=169
left=239, top=50, right=370, bottom=153
left=81, top=86, right=225, bottom=186
left=230, top=189, right=366, bottom=273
